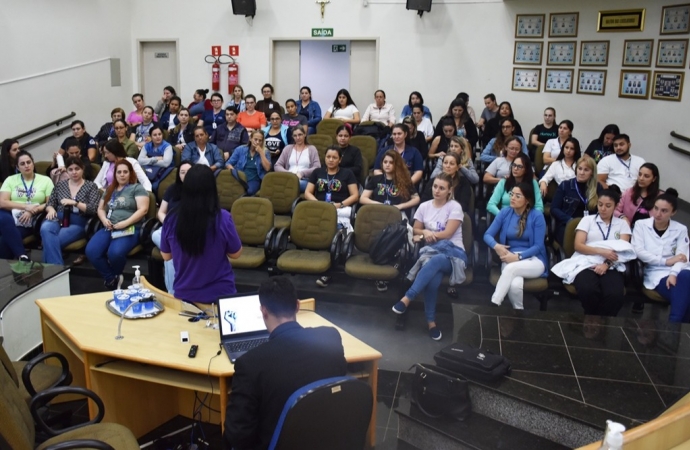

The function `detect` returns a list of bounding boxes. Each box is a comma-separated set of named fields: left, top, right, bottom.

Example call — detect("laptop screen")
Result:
left=217, top=293, right=267, bottom=337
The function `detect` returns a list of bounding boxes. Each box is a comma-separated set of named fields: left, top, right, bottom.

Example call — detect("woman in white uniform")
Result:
left=632, top=189, right=690, bottom=323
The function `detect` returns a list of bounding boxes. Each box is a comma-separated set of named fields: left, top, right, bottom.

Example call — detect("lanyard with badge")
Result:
left=383, top=178, right=392, bottom=205
left=107, top=185, right=128, bottom=219
left=595, top=213, right=612, bottom=240
left=325, top=172, right=336, bottom=203
left=574, top=180, right=589, bottom=216
left=617, top=156, right=632, bottom=178
left=21, top=176, right=35, bottom=204
left=212, top=111, right=222, bottom=129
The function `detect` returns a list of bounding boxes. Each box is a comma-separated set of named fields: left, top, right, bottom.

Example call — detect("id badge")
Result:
left=212, top=122, right=217, bottom=130
left=325, top=192, right=332, bottom=203
left=107, top=209, right=112, bottom=219
left=384, top=200, right=391, bottom=205
left=583, top=210, right=589, bottom=216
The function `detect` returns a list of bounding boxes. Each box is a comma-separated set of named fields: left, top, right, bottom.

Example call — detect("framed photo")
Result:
left=513, top=41, right=543, bottom=65
left=515, top=14, right=545, bottom=38
left=619, top=70, right=651, bottom=99
left=652, top=71, right=684, bottom=101
left=580, top=40, right=610, bottom=66
left=661, top=4, right=690, bottom=35
left=544, top=69, right=574, bottom=93
left=656, top=39, right=689, bottom=68
left=512, top=68, right=541, bottom=92
left=547, top=41, right=576, bottom=65
left=598, top=9, right=646, bottom=32
left=549, top=12, right=579, bottom=37
left=577, top=70, right=607, bottom=95
left=622, top=39, right=653, bottom=66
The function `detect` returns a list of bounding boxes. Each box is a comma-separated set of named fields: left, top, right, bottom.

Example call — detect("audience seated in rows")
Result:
left=60, top=120, right=98, bottom=163
left=188, top=88, right=212, bottom=118
left=225, top=85, right=246, bottom=112
left=95, top=107, right=125, bottom=148
left=401, top=115, right=429, bottom=160
left=481, top=118, right=528, bottom=163
left=95, top=140, right=152, bottom=192
left=237, top=94, right=267, bottom=132
left=433, top=98, right=478, bottom=148
left=153, top=86, right=177, bottom=118
left=482, top=136, right=523, bottom=186
left=360, top=149, right=419, bottom=213
left=211, top=106, right=248, bottom=161
left=167, top=108, right=196, bottom=152
left=226, top=130, right=272, bottom=195
left=324, top=89, right=361, bottom=125
left=281, top=98, right=308, bottom=143
left=361, top=90, right=396, bottom=127
left=129, top=106, right=157, bottom=152
left=542, top=120, right=574, bottom=168
left=530, top=107, right=558, bottom=147
left=159, top=95, right=182, bottom=132
left=274, top=127, right=320, bottom=192
left=255, top=83, right=282, bottom=118
left=373, top=124, right=423, bottom=185
left=429, top=136, right=478, bottom=184
left=410, top=104, right=434, bottom=142
left=421, top=152, right=473, bottom=218
left=585, top=124, right=620, bottom=163
left=456, top=92, right=477, bottom=124
left=429, top=119, right=457, bottom=162
left=263, top=111, right=288, bottom=166
left=597, top=134, right=645, bottom=192
left=615, top=163, right=662, bottom=228
left=399, top=91, right=431, bottom=122
left=483, top=101, right=523, bottom=146
left=476, top=93, right=499, bottom=131
left=127, top=93, right=158, bottom=127
left=488, top=153, right=543, bottom=217
left=49, top=138, right=93, bottom=183
left=296, top=86, right=322, bottom=134
left=333, top=125, right=363, bottom=181
left=538, top=137, right=580, bottom=196
left=198, top=93, right=226, bottom=136
left=181, top=127, right=224, bottom=172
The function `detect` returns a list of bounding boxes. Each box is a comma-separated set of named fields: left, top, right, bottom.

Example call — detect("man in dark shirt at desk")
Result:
left=223, top=277, right=347, bottom=450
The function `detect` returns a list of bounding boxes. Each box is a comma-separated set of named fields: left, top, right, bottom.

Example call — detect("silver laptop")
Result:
left=216, top=292, right=269, bottom=363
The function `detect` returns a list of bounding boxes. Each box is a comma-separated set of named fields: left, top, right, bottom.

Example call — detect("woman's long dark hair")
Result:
left=167, top=161, right=193, bottom=203
left=631, top=162, right=660, bottom=210
left=505, top=153, right=534, bottom=192
left=0, top=139, right=19, bottom=182
left=597, top=124, right=620, bottom=144
left=332, top=89, right=356, bottom=111
left=556, top=137, right=581, bottom=162
left=513, top=181, right=535, bottom=238
left=445, top=98, right=469, bottom=123
left=175, top=164, right=220, bottom=256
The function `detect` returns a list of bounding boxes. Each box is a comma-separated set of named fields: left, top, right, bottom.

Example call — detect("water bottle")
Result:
left=61, top=208, right=70, bottom=228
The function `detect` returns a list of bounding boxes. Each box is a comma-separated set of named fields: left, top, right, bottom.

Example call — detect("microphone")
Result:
left=115, top=299, right=141, bottom=340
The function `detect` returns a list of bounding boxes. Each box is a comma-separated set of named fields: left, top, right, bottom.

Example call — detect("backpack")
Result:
left=354, top=122, right=389, bottom=140
left=368, top=220, right=408, bottom=265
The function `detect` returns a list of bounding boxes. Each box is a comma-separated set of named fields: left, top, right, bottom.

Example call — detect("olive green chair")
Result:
left=307, top=134, right=333, bottom=165
left=276, top=201, right=342, bottom=275
left=257, top=172, right=301, bottom=230
left=344, top=205, right=406, bottom=281
left=230, top=198, right=277, bottom=269
left=316, top=119, right=344, bottom=141
left=34, top=161, right=53, bottom=178
left=216, top=169, right=247, bottom=211
left=534, top=144, right=545, bottom=176
left=157, top=167, right=177, bottom=201
left=0, top=361, right=140, bottom=450
left=350, top=135, right=378, bottom=185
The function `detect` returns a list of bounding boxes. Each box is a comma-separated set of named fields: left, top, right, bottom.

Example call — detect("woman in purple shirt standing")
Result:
left=160, top=165, right=242, bottom=304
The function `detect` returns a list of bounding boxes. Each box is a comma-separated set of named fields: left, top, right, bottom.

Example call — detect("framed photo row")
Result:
left=580, top=41, right=610, bottom=66
left=577, top=70, right=607, bottom=96
left=660, top=4, right=690, bottom=35
left=549, top=12, right=579, bottom=37
left=651, top=71, right=684, bottom=101
left=516, top=14, right=545, bottom=38
left=544, top=69, right=574, bottom=93
left=622, top=39, right=653, bottom=67
left=512, top=68, right=541, bottom=92
left=514, top=41, right=543, bottom=65
left=619, top=70, right=651, bottom=99
left=547, top=41, right=576, bottom=65
left=656, top=39, right=688, bottom=68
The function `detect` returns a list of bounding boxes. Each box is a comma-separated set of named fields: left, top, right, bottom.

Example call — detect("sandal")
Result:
left=447, top=287, right=458, bottom=298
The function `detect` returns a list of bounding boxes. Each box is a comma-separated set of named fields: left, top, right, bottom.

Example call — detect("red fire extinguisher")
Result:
left=212, top=62, right=220, bottom=92
left=228, top=63, right=239, bottom=94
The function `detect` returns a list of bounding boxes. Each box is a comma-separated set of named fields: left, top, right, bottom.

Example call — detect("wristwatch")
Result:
left=518, top=254, right=523, bottom=261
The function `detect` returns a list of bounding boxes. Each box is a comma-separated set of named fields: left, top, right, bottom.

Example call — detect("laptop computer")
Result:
left=216, top=292, right=270, bottom=363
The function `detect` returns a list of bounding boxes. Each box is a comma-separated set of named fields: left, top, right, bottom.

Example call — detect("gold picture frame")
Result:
left=549, top=12, right=579, bottom=37
left=651, top=71, right=684, bottom=101
left=513, top=41, right=543, bottom=65
left=598, top=9, right=646, bottom=32
left=619, top=70, right=651, bottom=99
left=577, top=69, right=607, bottom=96
left=656, top=39, right=689, bottom=68
left=580, top=40, right=610, bottom=66
left=622, top=39, right=654, bottom=67
left=512, top=68, right=542, bottom=92
left=544, top=69, right=574, bottom=93
left=661, top=4, right=690, bottom=35
left=515, top=14, right=545, bottom=38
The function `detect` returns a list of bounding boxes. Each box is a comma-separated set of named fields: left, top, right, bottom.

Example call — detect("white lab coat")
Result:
left=632, top=218, right=690, bottom=289
left=551, top=240, right=636, bottom=284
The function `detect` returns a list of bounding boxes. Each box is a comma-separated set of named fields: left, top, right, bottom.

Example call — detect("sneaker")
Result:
left=316, top=276, right=331, bottom=287
left=429, top=327, right=442, bottom=341
left=116, top=274, right=124, bottom=290
left=375, top=281, right=388, bottom=292
left=392, top=301, right=407, bottom=314
left=19, top=255, right=30, bottom=262
left=104, top=274, right=124, bottom=291
left=631, top=302, right=645, bottom=314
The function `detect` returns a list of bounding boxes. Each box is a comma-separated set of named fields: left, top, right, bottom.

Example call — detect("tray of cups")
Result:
left=106, top=287, right=165, bottom=319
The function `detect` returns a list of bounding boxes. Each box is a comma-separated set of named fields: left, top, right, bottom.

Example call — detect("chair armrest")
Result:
left=263, top=227, right=277, bottom=259
left=330, top=230, right=345, bottom=264
left=290, top=196, right=305, bottom=215
left=85, top=216, right=100, bottom=238
left=21, top=351, right=71, bottom=397
left=349, top=203, right=359, bottom=227
left=31, top=386, right=106, bottom=437
left=32, top=211, right=48, bottom=239
left=271, top=227, right=290, bottom=260
left=41, top=440, right=116, bottom=450
left=633, top=260, right=644, bottom=288
left=139, top=218, right=160, bottom=246
left=342, top=231, right=355, bottom=263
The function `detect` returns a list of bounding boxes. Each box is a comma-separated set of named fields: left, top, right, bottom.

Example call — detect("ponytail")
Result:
left=517, top=205, right=531, bottom=238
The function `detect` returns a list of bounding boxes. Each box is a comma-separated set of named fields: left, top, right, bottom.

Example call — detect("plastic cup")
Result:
left=131, top=296, right=143, bottom=314
left=115, top=294, right=131, bottom=312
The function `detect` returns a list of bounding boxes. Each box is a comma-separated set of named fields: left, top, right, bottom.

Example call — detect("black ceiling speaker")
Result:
left=232, top=0, right=256, bottom=17
left=406, top=0, right=432, bottom=16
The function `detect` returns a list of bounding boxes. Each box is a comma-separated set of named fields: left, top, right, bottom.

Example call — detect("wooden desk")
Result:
left=37, top=293, right=382, bottom=445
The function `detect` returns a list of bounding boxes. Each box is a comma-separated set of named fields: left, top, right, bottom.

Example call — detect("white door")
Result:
left=349, top=41, right=378, bottom=113
left=140, top=41, right=179, bottom=102
left=300, top=40, right=350, bottom=114
left=272, top=40, right=301, bottom=103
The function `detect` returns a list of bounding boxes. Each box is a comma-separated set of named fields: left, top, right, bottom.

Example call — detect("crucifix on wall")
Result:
left=316, top=0, right=330, bottom=22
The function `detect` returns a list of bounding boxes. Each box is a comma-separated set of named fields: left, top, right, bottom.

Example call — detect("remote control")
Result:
left=188, top=345, right=198, bottom=358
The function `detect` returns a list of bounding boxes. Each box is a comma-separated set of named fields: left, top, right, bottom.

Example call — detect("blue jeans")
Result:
left=0, top=209, right=32, bottom=259
left=40, top=214, right=88, bottom=265
left=405, top=254, right=453, bottom=323
left=656, top=271, right=690, bottom=323
left=247, top=179, right=261, bottom=196
left=85, top=227, right=140, bottom=282
left=151, top=228, right=175, bottom=295
left=299, top=179, right=308, bottom=192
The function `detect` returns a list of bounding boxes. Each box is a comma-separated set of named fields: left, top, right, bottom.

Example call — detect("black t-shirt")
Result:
left=265, top=130, right=287, bottom=156
left=584, top=139, right=613, bottom=163
left=162, top=182, right=182, bottom=210
left=532, top=124, right=558, bottom=144
left=365, top=174, right=415, bottom=206
left=61, top=133, right=97, bottom=160
left=407, top=133, right=428, bottom=160
left=339, top=145, right=363, bottom=181
left=308, top=167, right=357, bottom=203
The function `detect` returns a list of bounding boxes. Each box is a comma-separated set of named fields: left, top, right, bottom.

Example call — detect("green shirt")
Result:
left=122, top=138, right=139, bottom=159
left=102, top=183, right=148, bottom=225
left=0, top=173, right=54, bottom=204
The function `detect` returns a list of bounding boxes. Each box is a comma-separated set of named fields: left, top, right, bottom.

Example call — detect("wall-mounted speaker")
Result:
left=406, top=0, right=431, bottom=12
left=232, top=0, right=256, bottom=16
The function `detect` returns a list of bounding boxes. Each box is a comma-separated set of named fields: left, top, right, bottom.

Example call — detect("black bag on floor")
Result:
left=410, top=363, right=471, bottom=421
left=434, top=343, right=511, bottom=382
left=368, top=219, right=408, bottom=265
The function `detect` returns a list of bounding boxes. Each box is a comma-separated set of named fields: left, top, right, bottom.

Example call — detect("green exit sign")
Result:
left=332, top=44, right=346, bottom=52
left=312, top=28, right=334, bottom=37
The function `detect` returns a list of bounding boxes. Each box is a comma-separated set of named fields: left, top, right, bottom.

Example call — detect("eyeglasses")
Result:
left=270, top=117, right=282, bottom=121
left=508, top=192, right=524, bottom=199
left=501, top=125, right=514, bottom=130
left=511, top=164, right=525, bottom=170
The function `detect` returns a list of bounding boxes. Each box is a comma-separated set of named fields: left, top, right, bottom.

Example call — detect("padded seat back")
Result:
left=258, top=172, right=300, bottom=215
left=353, top=205, right=403, bottom=252
left=289, top=201, right=337, bottom=250
left=461, top=212, right=473, bottom=264
left=0, top=343, right=18, bottom=387
left=534, top=144, right=545, bottom=175
left=173, top=147, right=182, bottom=167
left=89, top=163, right=101, bottom=181
left=34, top=161, right=52, bottom=178
left=157, top=168, right=177, bottom=201
left=269, top=376, right=372, bottom=450
left=0, top=363, right=35, bottom=450
left=316, top=119, right=343, bottom=141
left=349, top=135, right=377, bottom=169
left=216, top=170, right=246, bottom=211
left=306, top=134, right=333, bottom=164
left=231, top=198, right=274, bottom=246
left=563, top=217, right=582, bottom=258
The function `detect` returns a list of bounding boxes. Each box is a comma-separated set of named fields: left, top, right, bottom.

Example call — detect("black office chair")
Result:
left=268, top=376, right=373, bottom=450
